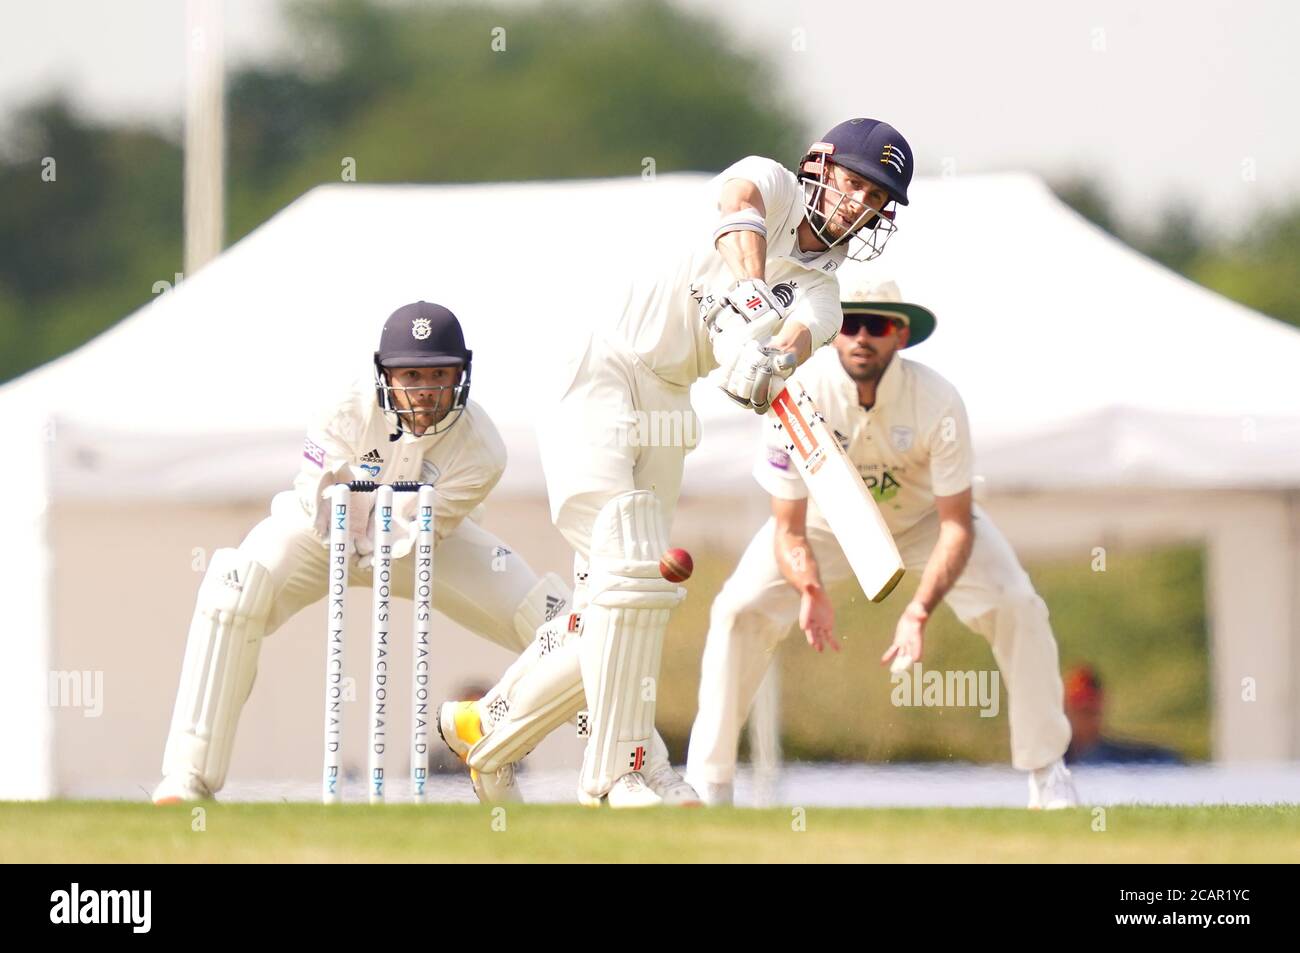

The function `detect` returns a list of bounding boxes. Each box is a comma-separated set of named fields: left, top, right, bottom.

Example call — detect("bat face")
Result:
left=770, top=381, right=904, bottom=602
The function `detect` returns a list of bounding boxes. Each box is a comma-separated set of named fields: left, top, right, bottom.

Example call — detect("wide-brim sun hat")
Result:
left=838, top=276, right=936, bottom=348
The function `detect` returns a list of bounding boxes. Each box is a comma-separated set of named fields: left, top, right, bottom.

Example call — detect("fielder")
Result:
left=152, top=301, right=571, bottom=804
left=437, top=118, right=916, bottom=807
left=684, top=278, right=1079, bottom=809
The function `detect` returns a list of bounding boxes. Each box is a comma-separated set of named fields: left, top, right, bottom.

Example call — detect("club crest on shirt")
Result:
left=890, top=426, right=914, bottom=452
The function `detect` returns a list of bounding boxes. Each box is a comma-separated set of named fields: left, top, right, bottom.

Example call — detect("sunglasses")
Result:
left=840, top=313, right=905, bottom=337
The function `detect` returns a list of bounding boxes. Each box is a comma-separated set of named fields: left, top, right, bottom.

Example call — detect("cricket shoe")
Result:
left=577, top=772, right=663, bottom=809
left=151, top=772, right=213, bottom=805
left=643, top=736, right=702, bottom=806
left=686, top=778, right=735, bottom=807
left=437, top=700, right=522, bottom=803
left=1028, top=759, right=1078, bottom=810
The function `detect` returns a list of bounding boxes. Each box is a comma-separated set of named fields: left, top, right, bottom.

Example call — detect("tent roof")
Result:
left=4, top=171, right=1299, bottom=501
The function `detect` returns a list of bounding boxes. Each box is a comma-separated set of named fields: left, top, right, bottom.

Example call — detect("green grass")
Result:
left=655, top=545, right=1210, bottom=764
left=2, top=802, right=1292, bottom=863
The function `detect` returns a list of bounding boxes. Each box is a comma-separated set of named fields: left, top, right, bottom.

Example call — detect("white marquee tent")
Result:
left=3, top=172, right=1298, bottom=799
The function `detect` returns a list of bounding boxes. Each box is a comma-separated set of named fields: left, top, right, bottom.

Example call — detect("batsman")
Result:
left=438, top=118, right=915, bottom=806
left=152, top=302, right=570, bottom=804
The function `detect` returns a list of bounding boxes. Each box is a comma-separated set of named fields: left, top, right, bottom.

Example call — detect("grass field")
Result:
left=3, top=802, right=1294, bottom=863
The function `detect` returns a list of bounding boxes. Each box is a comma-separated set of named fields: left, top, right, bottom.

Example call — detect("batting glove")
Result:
left=719, top=342, right=797, bottom=414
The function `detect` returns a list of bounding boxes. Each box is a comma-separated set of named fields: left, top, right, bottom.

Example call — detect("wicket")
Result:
left=322, top=480, right=436, bottom=804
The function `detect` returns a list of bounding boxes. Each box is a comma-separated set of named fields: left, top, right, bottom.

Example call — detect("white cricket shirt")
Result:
left=754, top=346, right=974, bottom=535
left=270, top=375, right=507, bottom=557
left=611, top=156, right=847, bottom=387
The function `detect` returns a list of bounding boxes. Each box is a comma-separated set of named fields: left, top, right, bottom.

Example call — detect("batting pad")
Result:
left=161, top=549, right=273, bottom=793
left=577, top=491, right=685, bottom=798
left=467, top=609, right=586, bottom=774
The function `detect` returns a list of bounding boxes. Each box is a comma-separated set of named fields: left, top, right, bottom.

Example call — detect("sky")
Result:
left=2, top=0, right=1296, bottom=231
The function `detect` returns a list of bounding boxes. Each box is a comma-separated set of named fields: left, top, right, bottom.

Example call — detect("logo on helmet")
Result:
left=881, top=144, right=907, bottom=175
left=411, top=317, right=432, bottom=340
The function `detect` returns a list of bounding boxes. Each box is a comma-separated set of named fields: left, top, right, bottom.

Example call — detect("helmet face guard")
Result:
left=373, top=357, right=472, bottom=437
left=373, top=301, right=474, bottom=438
left=800, top=143, right=900, bottom=262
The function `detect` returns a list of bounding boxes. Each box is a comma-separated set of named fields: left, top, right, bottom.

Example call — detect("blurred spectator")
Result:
left=1063, top=665, right=1183, bottom=766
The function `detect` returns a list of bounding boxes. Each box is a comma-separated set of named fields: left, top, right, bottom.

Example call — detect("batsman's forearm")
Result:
left=776, top=530, right=822, bottom=593
left=716, top=229, right=767, bottom=282
left=769, top=320, right=812, bottom=364
left=912, top=524, right=973, bottom=613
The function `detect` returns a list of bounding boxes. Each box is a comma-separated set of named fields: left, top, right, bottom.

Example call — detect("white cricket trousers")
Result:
left=686, top=504, right=1071, bottom=782
left=242, top=513, right=537, bottom=651
left=538, top=332, right=699, bottom=560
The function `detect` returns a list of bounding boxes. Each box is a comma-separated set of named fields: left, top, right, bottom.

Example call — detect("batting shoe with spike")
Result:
left=1028, top=759, right=1078, bottom=810
left=643, top=735, right=702, bottom=806
left=437, top=700, right=522, bottom=803
left=151, top=772, right=213, bottom=805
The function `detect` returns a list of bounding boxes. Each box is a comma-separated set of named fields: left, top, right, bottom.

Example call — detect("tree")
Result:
left=0, top=0, right=808, bottom=382
left=1189, top=204, right=1300, bottom=328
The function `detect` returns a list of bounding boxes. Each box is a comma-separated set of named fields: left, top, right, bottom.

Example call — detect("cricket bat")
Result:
left=769, top=380, right=905, bottom=602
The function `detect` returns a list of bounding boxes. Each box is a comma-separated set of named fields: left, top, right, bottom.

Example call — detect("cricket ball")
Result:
left=659, top=547, right=694, bottom=583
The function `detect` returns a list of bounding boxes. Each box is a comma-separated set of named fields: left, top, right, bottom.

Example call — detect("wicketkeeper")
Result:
left=152, top=302, right=570, bottom=804
left=684, top=277, right=1079, bottom=809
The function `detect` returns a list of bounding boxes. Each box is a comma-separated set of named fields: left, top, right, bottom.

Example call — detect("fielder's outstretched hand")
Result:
left=799, top=583, right=839, bottom=653
left=881, top=601, right=928, bottom=673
